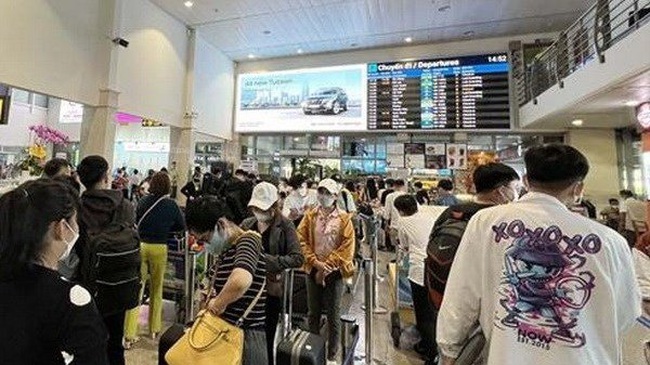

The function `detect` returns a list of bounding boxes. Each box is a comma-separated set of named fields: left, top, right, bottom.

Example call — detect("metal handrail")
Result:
left=519, top=0, right=650, bottom=106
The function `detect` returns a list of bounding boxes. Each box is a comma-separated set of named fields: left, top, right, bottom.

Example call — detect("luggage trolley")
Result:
left=162, top=232, right=208, bottom=323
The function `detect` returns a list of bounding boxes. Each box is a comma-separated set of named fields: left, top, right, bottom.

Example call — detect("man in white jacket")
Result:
left=437, top=144, right=641, bottom=365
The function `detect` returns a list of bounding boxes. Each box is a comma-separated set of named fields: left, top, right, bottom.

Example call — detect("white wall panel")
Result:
left=192, top=34, right=234, bottom=140
left=116, top=0, right=188, bottom=127
left=0, top=0, right=110, bottom=105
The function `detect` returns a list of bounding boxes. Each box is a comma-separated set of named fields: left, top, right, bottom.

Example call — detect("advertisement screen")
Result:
left=236, top=64, right=367, bottom=132
left=367, top=53, right=510, bottom=130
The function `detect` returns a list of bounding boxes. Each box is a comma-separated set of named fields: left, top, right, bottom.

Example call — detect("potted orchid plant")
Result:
left=19, top=125, right=70, bottom=176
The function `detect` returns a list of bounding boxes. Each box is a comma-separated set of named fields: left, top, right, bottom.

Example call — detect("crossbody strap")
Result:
left=236, top=280, right=266, bottom=327
left=137, top=195, right=167, bottom=227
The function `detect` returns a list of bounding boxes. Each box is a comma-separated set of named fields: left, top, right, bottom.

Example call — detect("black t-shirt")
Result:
left=208, top=232, right=267, bottom=329
left=136, top=195, right=186, bottom=243
left=0, top=265, right=108, bottom=365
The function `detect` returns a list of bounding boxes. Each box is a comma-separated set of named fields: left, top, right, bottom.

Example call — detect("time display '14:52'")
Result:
left=488, top=55, right=508, bottom=63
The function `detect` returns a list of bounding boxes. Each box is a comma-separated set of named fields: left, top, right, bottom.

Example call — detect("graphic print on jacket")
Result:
left=492, top=220, right=598, bottom=349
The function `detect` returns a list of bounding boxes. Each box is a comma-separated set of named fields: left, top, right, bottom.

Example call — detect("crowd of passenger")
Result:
left=0, top=143, right=647, bottom=365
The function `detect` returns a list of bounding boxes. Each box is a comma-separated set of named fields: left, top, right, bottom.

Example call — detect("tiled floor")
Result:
left=125, top=251, right=649, bottom=365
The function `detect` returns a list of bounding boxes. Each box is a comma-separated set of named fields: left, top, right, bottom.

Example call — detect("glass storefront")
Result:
left=240, top=133, right=566, bottom=178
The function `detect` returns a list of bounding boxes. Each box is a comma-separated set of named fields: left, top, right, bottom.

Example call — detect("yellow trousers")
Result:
left=124, top=242, right=168, bottom=339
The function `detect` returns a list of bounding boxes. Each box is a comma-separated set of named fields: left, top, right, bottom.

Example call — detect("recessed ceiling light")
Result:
left=626, top=100, right=638, bottom=107
left=263, top=30, right=271, bottom=35
left=247, top=54, right=255, bottom=59
left=184, top=1, right=193, bottom=8
left=404, top=37, right=413, bottom=43
left=438, top=5, right=451, bottom=12
left=571, top=119, right=584, bottom=126
left=297, top=49, right=304, bottom=54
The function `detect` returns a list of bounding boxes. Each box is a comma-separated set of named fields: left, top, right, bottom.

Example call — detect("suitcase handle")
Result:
left=281, top=268, right=295, bottom=339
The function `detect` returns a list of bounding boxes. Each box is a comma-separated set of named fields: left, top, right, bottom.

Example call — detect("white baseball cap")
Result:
left=248, top=182, right=278, bottom=210
left=317, top=178, right=340, bottom=195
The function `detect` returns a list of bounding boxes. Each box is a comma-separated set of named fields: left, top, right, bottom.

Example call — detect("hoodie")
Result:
left=76, top=189, right=136, bottom=315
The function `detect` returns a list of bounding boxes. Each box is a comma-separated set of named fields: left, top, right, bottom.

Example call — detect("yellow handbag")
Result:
left=165, top=309, right=244, bottom=365
left=166, top=231, right=265, bottom=365
left=165, top=275, right=266, bottom=365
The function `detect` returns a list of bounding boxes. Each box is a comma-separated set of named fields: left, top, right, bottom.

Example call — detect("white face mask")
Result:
left=61, top=220, right=79, bottom=260
left=499, top=184, right=519, bottom=203
left=253, top=211, right=273, bottom=223
left=318, top=194, right=336, bottom=208
left=298, top=186, right=308, bottom=197
left=572, top=185, right=584, bottom=205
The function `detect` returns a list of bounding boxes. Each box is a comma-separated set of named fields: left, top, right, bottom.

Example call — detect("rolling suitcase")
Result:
left=275, top=270, right=326, bottom=365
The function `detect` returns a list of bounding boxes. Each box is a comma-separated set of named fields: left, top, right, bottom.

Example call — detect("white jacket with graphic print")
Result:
left=437, top=192, right=641, bottom=365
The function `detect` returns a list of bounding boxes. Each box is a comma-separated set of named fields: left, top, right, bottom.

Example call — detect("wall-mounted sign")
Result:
left=637, top=102, right=650, bottom=129
left=59, top=101, right=84, bottom=124
left=123, top=142, right=170, bottom=153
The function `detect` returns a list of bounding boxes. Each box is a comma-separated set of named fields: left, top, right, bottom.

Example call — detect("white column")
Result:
left=567, top=128, right=620, bottom=208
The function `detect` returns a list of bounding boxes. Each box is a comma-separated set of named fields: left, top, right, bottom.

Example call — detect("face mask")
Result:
left=61, top=220, right=79, bottom=260
left=207, top=227, right=230, bottom=255
left=500, top=184, right=519, bottom=203
left=318, top=194, right=336, bottom=208
left=253, top=211, right=273, bottom=223
left=298, top=186, right=308, bottom=197
left=572, top=188, right=584, bottom=205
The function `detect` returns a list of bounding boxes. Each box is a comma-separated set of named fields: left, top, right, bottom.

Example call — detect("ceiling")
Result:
left=151, top=0, right=593, bottom=61
left=525, top=69, right=650, bottom=129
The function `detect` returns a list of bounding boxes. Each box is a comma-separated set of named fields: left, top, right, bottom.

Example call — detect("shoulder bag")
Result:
left=165, top=247, right=266, bottom=365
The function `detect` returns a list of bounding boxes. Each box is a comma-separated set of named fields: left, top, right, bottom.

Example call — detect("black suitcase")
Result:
left=276, top=329, right=326, bottom=365
left=275, top=269, right=327, bottom=365
left=158, top=324, right=186, bottom=365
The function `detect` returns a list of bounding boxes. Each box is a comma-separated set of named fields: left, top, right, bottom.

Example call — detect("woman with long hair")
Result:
left=0, top=179, right=108, bottom=364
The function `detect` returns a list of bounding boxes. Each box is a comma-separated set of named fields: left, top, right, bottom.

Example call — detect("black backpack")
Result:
left=425, top=205, right=483, bottom=309
left=82, top=201, right=141, bottom=314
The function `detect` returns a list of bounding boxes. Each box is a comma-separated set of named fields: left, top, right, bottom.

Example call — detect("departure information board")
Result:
left=367, top=54, right=510, bottom=130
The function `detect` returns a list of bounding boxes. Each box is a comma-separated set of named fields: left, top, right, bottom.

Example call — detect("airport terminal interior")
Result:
left=1, top=0, right=650, bottom=364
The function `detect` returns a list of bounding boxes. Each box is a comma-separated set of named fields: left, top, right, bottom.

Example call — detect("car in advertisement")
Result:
left=301, top=87, right=348, bottom=115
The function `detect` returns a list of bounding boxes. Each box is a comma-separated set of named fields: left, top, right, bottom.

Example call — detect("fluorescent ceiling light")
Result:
left=404, top=37, right=413, bottom=43
left=184, top=1, right=193, bottom=8
left=571, top=119, right=584, bottom=126
left=297, top=49, right=304, bottom=54
left=247, top=54, right=255, bottom=59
